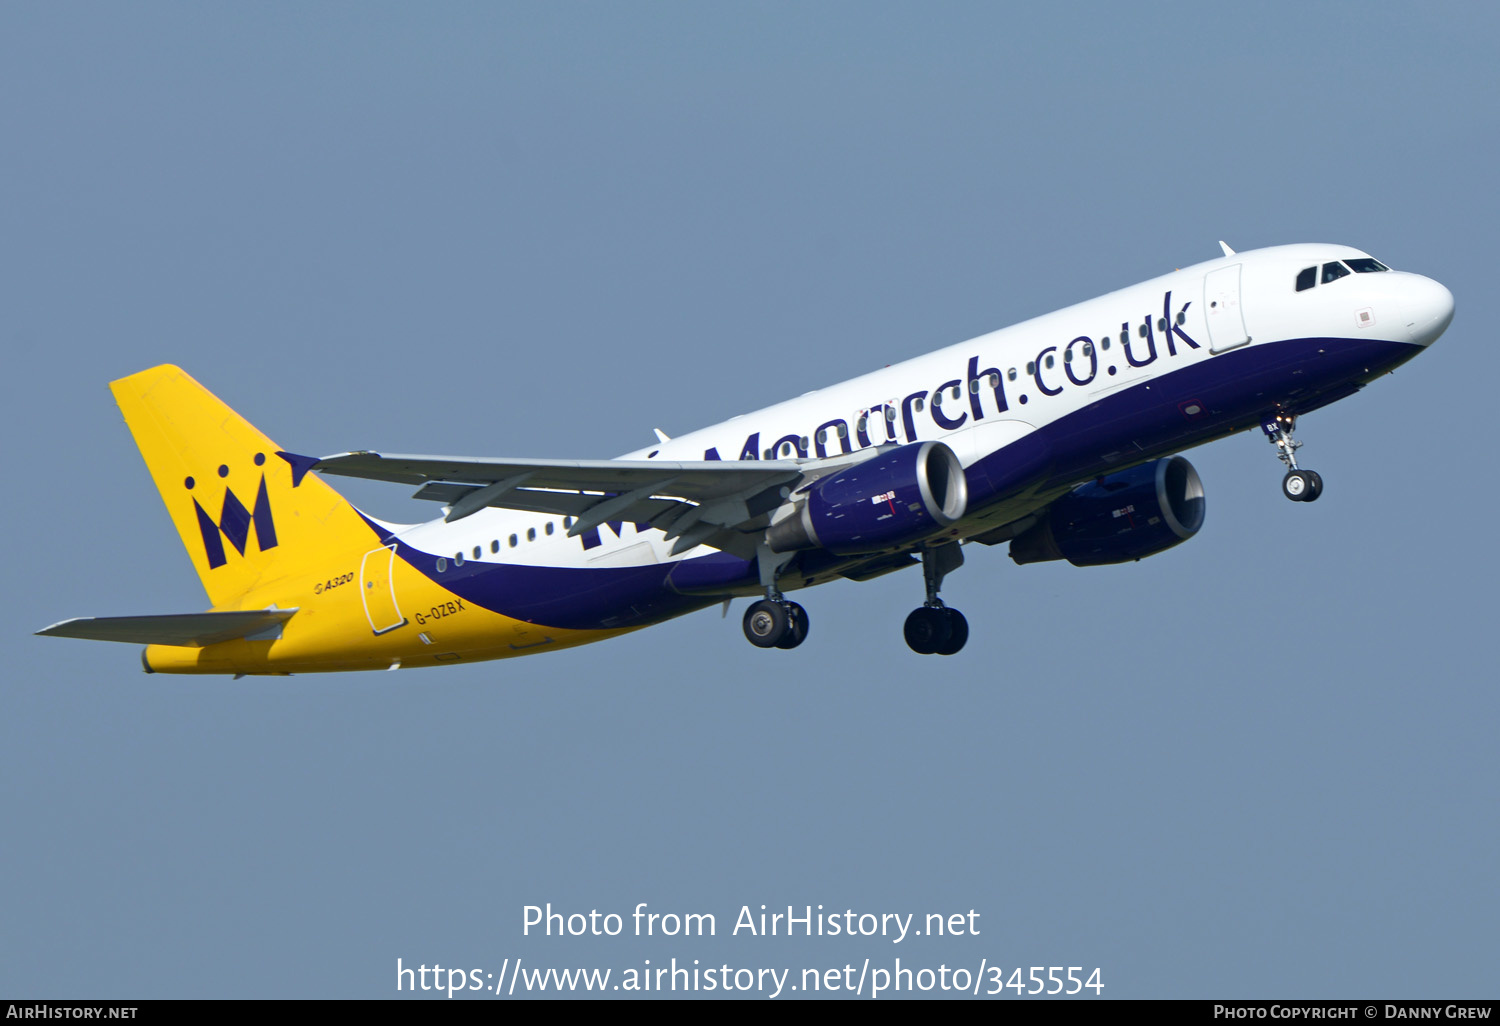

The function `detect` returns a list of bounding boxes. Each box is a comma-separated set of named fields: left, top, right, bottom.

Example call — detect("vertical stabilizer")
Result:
left=110, top=365, right=372, bottom=607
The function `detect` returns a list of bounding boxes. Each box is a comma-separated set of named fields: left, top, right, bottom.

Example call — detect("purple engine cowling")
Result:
left=1009, top=455, right=1205, bottom=567
left=766, top=441, right=968, bottom=555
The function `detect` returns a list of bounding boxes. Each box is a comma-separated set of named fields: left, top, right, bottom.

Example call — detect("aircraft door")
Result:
left=1203, top=264, right=1250, bottom=353
left=359, top=545, right=408, bottom=635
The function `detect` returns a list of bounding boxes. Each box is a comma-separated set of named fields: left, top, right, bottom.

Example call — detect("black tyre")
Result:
left=904, top=606, right=952, bottom=655
left=1282, top=470, right=1314, bottom=501
left=775, top=602, right=810, bottom=649
left=934, top=608, right=968, bottom=655
left=1304, top=470, right=1323, bottom=502
left=743, top=599, right=790, bottom=648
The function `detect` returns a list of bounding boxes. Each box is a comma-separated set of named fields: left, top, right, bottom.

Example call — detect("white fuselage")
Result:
left=393, top=243, right=1451, bottom=591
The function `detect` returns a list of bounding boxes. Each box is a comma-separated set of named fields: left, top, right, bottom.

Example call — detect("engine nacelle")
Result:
left=767, top=441, right=968, bottom=555
left=1009, top=456, right=1205, bottom=567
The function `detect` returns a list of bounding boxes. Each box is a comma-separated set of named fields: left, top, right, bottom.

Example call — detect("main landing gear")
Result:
left=742, top=598, right=809, bottom=650
left=740, top=542, right=971, bottom=655
left=904, top=543, right=967, bottom=656
left=742, top=545, right=809, bottom=649
left=1263, top=413, right=1323, bottom=503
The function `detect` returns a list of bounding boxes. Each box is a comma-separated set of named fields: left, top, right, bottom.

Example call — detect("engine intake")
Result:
left=1010, top=455, right=1205, bottom=567
left=767, top=441, right=968, bottom=555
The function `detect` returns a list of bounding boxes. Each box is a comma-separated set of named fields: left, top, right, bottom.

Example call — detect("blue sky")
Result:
left=4, top=2, right=1496, bottom=998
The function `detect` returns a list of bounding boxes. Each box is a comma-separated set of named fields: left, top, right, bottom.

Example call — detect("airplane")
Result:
left=37, top=242, right=1453, bottom=674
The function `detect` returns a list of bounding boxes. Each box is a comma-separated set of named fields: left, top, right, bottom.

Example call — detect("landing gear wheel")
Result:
left=743, top=599, right=790, bottom=648
left=1282, top=469, right=1316, bottom=502
left=934, top=608, right=968, bottom=655
left=904, top=606, right=953, bottom=655
left=775, top=602, right=809, bottom=650
left=1265, top=413, right=1324, bottom=503
left=1304, top=470, right=1323, bottom=502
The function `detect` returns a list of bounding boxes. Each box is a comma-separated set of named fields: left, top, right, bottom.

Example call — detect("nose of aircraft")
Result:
left=1400, top=274, right=1455, bottom=345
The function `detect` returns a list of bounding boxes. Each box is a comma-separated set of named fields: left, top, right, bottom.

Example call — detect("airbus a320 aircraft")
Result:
left=39, top=243, right=1453, bottom=674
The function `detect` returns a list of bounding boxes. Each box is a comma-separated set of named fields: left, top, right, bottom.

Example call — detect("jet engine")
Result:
left=1009, top=455, right=1205, bottom=566
left=767, top=441, right=968, bottom=555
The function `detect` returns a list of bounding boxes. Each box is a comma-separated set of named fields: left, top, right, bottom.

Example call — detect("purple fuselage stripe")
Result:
left=369, top=336, right=1420, bottom=631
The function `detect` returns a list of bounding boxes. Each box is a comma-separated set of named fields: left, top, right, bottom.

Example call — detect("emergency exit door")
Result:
left=360, top=545, right=408, bottom=635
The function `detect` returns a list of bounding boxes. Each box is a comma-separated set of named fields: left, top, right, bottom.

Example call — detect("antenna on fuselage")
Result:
left=1219, top=241, right=1236, bottom=257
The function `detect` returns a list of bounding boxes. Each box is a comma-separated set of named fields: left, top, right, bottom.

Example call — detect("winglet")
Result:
left=275, top=451, right=322, bottom=488
left=1219, top=241, right=1236, bottom=257
left=653, top=428, right=672, bottom=444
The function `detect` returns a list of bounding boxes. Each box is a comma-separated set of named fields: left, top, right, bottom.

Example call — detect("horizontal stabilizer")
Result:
left=36, top=608, right=298, bottom=647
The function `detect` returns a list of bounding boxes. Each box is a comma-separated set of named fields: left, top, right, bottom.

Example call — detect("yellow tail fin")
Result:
left=111, top=365, right=373, bottom=608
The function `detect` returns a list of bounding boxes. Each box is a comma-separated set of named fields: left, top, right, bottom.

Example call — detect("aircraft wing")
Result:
left=36, top=608, right=297, bottom=647
left=303, top=450, right=813, bottom=558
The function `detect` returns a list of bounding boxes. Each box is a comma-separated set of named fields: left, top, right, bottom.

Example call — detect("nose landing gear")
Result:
left=1281, top=468, right=1323, bottom=502
left=1264, top=413, right=1323, bottom=502
left=904, top=542, right=968, bottom=655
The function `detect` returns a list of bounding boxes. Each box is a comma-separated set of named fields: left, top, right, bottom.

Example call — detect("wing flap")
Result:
left=37, top=609, right=298, bottom=647
left=410, top=482, right=689, bottom=524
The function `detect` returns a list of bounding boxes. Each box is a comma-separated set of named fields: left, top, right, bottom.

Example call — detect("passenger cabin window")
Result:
left=1346, top=258, right=1389, bottom=273
left=1322, top=261, right=1351, bottom=284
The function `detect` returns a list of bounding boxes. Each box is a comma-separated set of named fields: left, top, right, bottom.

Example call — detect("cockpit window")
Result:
left=1295, top=266, right=1317, bottom=292
left=1345, top=257, right=1389, bottom=273
left=1321, top=261, right=1351, bottom=284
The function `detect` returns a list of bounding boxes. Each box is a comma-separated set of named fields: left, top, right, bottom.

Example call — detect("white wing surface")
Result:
left=306, top=450, right=820, bottom=557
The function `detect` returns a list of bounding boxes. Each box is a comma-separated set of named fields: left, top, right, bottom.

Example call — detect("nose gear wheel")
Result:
left=1263, top=413, right=1323, bottom=503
